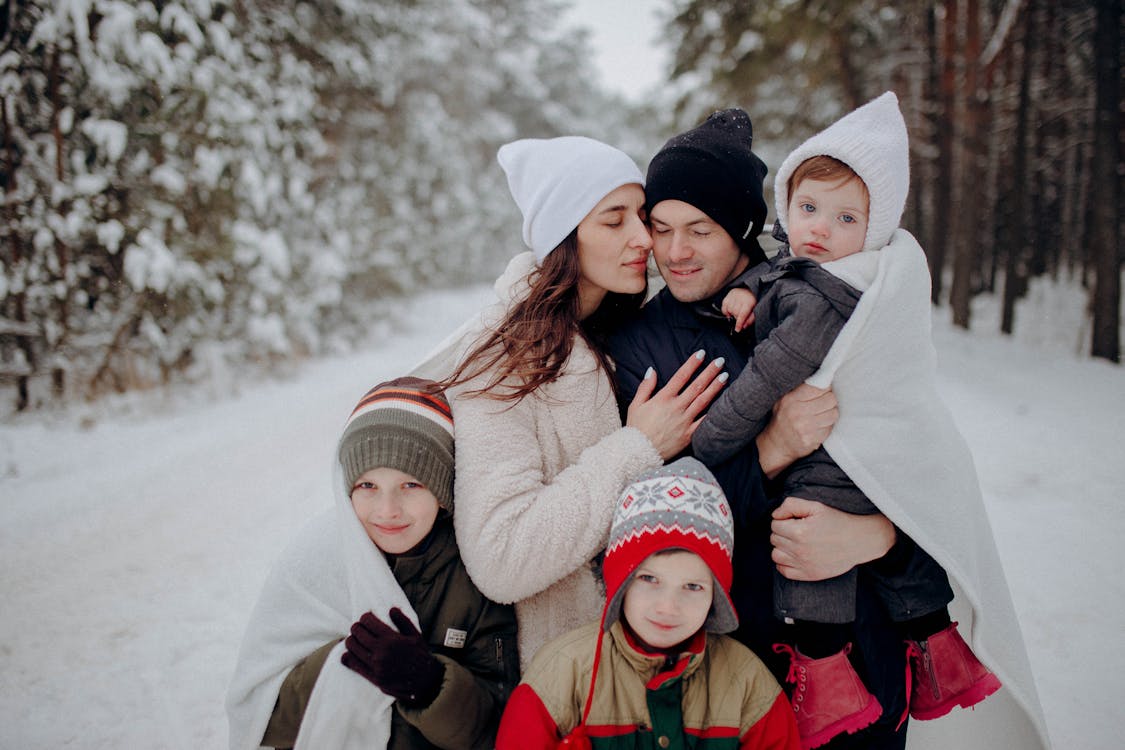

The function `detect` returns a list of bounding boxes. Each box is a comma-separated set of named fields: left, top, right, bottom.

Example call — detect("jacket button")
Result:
left=658, top=737, right=670, bottom=748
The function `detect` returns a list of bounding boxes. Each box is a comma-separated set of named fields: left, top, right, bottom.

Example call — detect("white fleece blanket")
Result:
left=808, top=229, right=1052, bottom=749
left=225, top=462, right=417, bottom=750
left=412, top=252, right=536, bottom=382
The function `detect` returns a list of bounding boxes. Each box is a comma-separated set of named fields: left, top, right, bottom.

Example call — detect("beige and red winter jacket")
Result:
left=496, top=621, right=800, bottom=749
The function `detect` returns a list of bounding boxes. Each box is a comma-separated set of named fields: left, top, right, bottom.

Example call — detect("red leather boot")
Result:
left=774, top=643, right=883, bottom=749
left=906, top=622, right=1002, bottom=721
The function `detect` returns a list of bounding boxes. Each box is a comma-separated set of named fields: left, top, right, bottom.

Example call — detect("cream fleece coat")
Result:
left=810, top=229, right=1051, bottom=749
left=412, top=252, right=663, bottom=668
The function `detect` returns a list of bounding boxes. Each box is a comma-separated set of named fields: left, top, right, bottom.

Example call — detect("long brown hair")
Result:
left=439, top=232, right=645, bottom=402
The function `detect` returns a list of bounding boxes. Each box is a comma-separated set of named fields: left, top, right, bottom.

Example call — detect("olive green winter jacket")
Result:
left=261, top=517, right=519, bottom=749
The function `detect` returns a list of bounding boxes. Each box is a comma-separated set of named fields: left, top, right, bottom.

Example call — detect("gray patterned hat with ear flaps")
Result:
left=601, top=457, right=738, bottom=635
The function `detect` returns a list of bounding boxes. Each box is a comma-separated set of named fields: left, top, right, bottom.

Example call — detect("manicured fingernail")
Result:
left=718, top=372, right=729, bottom=383
left=694, top=349, right=705, bottom=360
left=712, top=357, right=725, bottom=369
left=644, top=366, right=655, bottom=380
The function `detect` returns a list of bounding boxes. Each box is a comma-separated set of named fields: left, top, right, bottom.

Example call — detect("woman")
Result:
left=413, top=135, right=727, bottom=667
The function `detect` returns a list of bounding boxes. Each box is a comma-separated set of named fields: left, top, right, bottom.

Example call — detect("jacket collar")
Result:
left=610, top=620, right=707, bottom=689
left=387, top=517, right=457, bottom=585
left=652, top=277, right=755, bottom=357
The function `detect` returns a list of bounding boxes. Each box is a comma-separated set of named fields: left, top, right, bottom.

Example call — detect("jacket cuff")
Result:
left=397, top=655, right=497, bottom=748
left=617, top=425, right=665, bottom=472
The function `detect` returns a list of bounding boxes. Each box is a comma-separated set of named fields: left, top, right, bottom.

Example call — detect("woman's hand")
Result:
left=756, top=384, right=838, bottom=479
left=626, top=350, right=727, bottom=460
left=770, top=497, right=896, bottom=581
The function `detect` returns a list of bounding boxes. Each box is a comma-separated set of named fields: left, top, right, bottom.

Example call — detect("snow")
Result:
left=124, top=228, right=178, bottom=294
left=97, top=219, right=126, bottom=255
left=1, top=279, right=1122, bottom=749
left=81, top=118, right=129, bottom=163
left=151, top=164, right=187, bottom=195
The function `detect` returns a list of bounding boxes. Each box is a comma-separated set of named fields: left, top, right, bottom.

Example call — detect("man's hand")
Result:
left=756, top=384, right=838, bottom=478
left=770, top=497, right=896, bottom=581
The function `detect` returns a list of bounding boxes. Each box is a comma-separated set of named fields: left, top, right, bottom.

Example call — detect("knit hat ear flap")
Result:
left=338, top=377, right=455, bottom=513
left=497, top=136, right=645, bottom=262
left=774, top=91, right=910, bottom=253
left=602, top=457, right=737, bottom=635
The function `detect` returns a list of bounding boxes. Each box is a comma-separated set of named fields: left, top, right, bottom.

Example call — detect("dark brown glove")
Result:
left=341, top=607, right=445, bottom=709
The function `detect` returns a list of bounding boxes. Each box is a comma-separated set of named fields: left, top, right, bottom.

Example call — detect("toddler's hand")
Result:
left=721, top=288, right=757, bottom=332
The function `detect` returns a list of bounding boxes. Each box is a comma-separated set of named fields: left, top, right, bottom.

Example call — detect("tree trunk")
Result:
left=917, top=5, right=940, bottom=270
left=951, top=0, right=982, bottom=328
left=1064, top=140, right=1086, bottom=277
left=1089, top=0, right=1121, bottom=362
left=1031, top=0, right=1061, bottom=279
left=931, top=0, right=958, bottom=307
left=47, top=45, right=69, bottom=398
left=987, top=15, right=1019, bottom=296
left=1, top=87, right=35, bottom=411
left=1001, top=4, right=1036, bottom=335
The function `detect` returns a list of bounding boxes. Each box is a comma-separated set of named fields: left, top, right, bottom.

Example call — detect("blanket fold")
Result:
left=226, top=463, right=417, bottom=750
left=809, top=229, right=1051, bottom=749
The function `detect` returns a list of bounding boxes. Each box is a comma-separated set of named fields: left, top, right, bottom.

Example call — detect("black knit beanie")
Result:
left=645, top=108, right=769, bottom=265
left=337, top=377, right=455, bottom=513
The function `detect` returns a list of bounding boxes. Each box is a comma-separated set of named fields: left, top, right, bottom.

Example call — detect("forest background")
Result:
left=1, top=0, right=1122, bottom=413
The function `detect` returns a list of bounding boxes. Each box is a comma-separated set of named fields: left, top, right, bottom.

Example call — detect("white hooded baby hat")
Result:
left=774, top=91, right=910, bottom=253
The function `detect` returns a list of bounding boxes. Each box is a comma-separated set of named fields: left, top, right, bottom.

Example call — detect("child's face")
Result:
left=622, top=550, right=713, bottom=651
left=787, top=176, right=869, bottom=263
left=350, top=467, right=440, bottom=555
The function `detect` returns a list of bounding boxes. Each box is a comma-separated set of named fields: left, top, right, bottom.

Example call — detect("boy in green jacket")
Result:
left=227, top=377, right=518, bottom=750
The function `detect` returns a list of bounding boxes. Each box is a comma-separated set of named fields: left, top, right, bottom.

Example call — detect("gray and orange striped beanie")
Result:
left=337, top=377, right=455, bottom=513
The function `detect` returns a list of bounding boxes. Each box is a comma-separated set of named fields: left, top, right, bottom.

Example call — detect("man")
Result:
left=608, top=109, right=908, bottom=750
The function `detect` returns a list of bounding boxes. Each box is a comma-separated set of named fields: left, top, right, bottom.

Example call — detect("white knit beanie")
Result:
left=774, top=91, right=910, bottom=253
left=497, top=136, right=645, bottom=262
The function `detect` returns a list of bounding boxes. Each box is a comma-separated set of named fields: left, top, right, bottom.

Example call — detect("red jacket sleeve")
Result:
left=496, top=683, right=562, bottom=750
left=740, top=692, right=802, bottom=750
